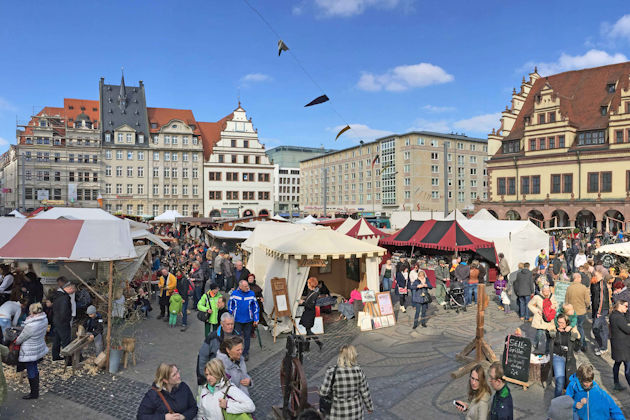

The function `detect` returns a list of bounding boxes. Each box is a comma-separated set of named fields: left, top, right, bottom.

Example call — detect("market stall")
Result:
left=205, top=230, right=252, bottom=253
left=343, top=218, right=388, bottom=245
left=150, top=210, right=183, bottom=224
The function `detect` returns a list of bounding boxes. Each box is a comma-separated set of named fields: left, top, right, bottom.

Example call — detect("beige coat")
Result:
left=528, top=294, right=558, bottom=330
left=466, top=392, right=490, bottom=420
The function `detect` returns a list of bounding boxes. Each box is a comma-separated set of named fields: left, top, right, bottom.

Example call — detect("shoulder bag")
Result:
left=197, top=294, right=211, bottom=322
left=221, top=383, right=253, bottom=420
left=319, top=366, right=338, bottom=415
left=151, top=387, right=174, bottom=414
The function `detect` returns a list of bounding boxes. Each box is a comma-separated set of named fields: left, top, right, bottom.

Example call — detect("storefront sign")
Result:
left=297, top=258, right=327, bottom=267
left=221, top=208, right=239, bottom=218
left=38, top=262, right=60, bottom=285
left=41, top=200, right=65, bottom=206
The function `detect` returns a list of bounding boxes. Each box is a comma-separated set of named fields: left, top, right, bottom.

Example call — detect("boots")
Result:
left=23, top=375, right=39, bottom=399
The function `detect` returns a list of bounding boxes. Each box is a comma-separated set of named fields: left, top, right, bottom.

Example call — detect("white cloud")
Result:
left=240, top=73, right=272, bottom=83
left=330, top=123, right=393, bottom=141
left=357, top=62, right=453, bottom=92
left=408, top=112, right=500, bottom=136
left=453, top=113, right=501, bottom=134
left=603, top=15, right=630, bottom=41
left=422, top=104, right=456, bottom=113
left=313, top=0, right=402, bottom=17
left=0, top=137, right=10, bottom=146
left=523, top=49, right=627, bottom=76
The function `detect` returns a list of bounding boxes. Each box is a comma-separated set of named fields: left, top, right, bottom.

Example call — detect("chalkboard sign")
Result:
left=553, top=281, right=570, bottom=306
left=502, top=335, right=531, bottom=383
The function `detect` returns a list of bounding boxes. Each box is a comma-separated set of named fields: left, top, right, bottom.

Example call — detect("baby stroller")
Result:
left=446, top=280, right=466, bottom=313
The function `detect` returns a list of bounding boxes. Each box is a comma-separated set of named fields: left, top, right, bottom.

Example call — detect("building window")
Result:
left=139, top=134, right=144, bottom=144
left=548, top=112, right=556, bottom=123
left=208, top=191, right=222, bottom=200
left=258, top=173, right=270, bottom=182
left=153, top=136, right=159, bottom=144
left=137, top=204, right=144, bottom=215
left=153, top=167, right=159, bottom=177
left=616, top=130, right=624, bottom=143
left=539, top=138, right=546, bottom=150
left=172, top=136, right=178, bottom=145
left=138, top=167, right=144, bottom=177
left=116, top=184, right=122, bottom=194
left=182, top=185, right=188, bottom=195
left=503, top=140, right=520, bottom=153
left=497, top=178, right=506, bottom=195
left=172, top=153, right=178, bottom=161
left=105, top=184, right=112, bottom=194
left=600, top=106, right=607, bottom=116
left=208, top=172, right=221, bottom=181
left=54, top=171, right=61, bottom=181
left=538, top=113, right=546, bottom=124
left=508, top=177, right=516, bottom=195
left=164, top=136, right=170, bottom=145
left=431, top=152, right=439, bottom=160
left=116, top=166, right=123, bottom=177
left=551, top=174, right=561, bottom=193
left=116, top=150, right=122, bottom=160
left=153, top=152, right=159, bottom=161
left=403, top=151, right=410, bottom=160
left=105, top=133, right=111, bottom=142
left=193, top=185, right=198, bottom=195
left=588, top=172, right=599, bottom=193
left=152, top=205, right=159, bottom=216
left=126, top=204, right=133, bottom=214
left=105, top=150, right=112, bottom=159
left=577, top=130, right=605, bottom=145
left=137, top=184, right=144, bottom=194
left=153, top=184, right=159, bottom=195
left=431, top=165, right=439, bottom=173
left=529, top=138, right=537, bottom=151
left=193, top=153, right=199, bottom=162
left=601, top=171, right=612, bottom=192
left=183, top=153, right=188, bottom=161
left=548, top=137, right=555, bottom=149
left=521, top=176, right=530, bottom=194
left=192, top=168, right=198, bottom=178
left=226, top=191, right=238, bottom=200
left=126, top=133, right=133, bottom=143
left=231, top=139, right=237, bottom=147
left=127, top=167, right=133, bottom=177
left=558, top=135, right=565, bottom=148
left=138, top=151, right=144, bottom=160
left=118, top=133, right=123, bottom=142
left=164, top=153, right=170, bottom=161
left=608, top=83, right=616, bottom=93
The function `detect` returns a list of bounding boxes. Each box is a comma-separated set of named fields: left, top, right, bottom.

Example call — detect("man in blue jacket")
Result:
left=228, top=280, right=259, bottom=361
left=488, top=362, right=513, bottom=420
left=565, top=363, right=624, bottom=420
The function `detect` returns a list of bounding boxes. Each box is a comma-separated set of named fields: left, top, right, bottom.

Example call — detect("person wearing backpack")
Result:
left=528, top=284, right=557, bottom=354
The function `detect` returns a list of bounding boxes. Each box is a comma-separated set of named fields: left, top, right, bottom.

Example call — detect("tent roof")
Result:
left=345, top=218, right=387, bottom=239
left=470, top=209, right=497, bottom=221
left=33, top=207, right=119, bottom=221
left=0, top=219, right=136, bottom=261
left=242, top=223, right=316, bottom=253
left=445, top=209, right=467, bottom=220
left=295, top=215, right=318, bottom=224
left=335, top=218, right=358, bottom=235
left=131, top=229, right=169, bottom=250
left=206, top=230, right=252, bottom=240
left=270, top=214, right=288, bottom=222
left=594, top=242, right=630, bottom=257
left=380, top=220, right=497, bottom=261
left=9, top=210, right=25, bottom=218
left=152, top=210, right=183, bottom=223
left=263, top=227, right=386, bottom=260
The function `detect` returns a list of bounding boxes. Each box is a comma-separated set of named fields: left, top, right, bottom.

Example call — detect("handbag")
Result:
left=421, top=290, right=433, bottom=304
left=319, top=366, right=338, bottom=415
left=197, top=311, right=210, bottom=322
left=398, top=287, right=408, bottom=295
left=222, top=383, right=254, bottom=420
left=152, top=387, right=174, bottom=414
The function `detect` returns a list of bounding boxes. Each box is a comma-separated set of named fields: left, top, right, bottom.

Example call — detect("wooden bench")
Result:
left=60, top=336, right=91, bottom=373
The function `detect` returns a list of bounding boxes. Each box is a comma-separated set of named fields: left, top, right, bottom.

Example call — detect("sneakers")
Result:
left=400, top=306, right=406, bottom=313
left=412, top=323, right=418, bottom=329
left=594, top=348, right=602, bottom=356
left=600, top=348, right=609, bottom=355
left=244, top=354, right=249, bottom=362
left=261, top=325, right=268, bottom=331
left=180, top=325, right=188, bottom=332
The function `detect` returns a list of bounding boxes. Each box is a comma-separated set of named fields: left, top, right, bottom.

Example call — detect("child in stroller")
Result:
left=446, top=278, right=467, bottom=313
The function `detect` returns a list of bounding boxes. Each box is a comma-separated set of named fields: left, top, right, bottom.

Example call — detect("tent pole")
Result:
left=106, top=260, right=114, bottom=364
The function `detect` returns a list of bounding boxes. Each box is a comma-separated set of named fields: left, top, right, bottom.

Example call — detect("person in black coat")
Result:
left=609, top=299, right=630, bottom=391
left=548, top=314, right=580, bottom=397
left=137, top=363, right=197, bottom=420
left=51, top=282, right=75, bottom=361
left=299, top=277, right=322, bottom=350
left=395, top=266, right=411, bottom=313
left=410, top=270, right=433, bottom=329
left=22, top=269, right=43, bottom=306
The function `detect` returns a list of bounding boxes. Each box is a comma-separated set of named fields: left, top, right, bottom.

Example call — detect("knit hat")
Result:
left=547, top=395, right=573, bottom=420
left=86, top=305, right=97, bottom=315
left=173, top=289, right=179, bottom=293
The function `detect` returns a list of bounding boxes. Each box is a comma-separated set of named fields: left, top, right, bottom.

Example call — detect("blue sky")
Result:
left=1, top=1, right=630, bottom=153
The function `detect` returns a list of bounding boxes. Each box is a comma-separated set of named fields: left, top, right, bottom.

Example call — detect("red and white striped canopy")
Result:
left=0, top=218, right=136, bottom=261
left=344, top=218, right=387, bottom=239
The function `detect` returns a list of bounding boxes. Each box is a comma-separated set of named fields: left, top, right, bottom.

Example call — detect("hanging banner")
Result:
left=37, top=189, right=49, bottom=201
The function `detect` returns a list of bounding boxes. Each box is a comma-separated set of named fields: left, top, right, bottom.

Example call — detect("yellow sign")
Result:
left=41, top=200, right=66, bottom=205
left=298, top=258, right=327, bottom=267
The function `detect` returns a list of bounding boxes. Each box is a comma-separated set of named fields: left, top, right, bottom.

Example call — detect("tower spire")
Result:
left=118, top=67, right=127, bottom=111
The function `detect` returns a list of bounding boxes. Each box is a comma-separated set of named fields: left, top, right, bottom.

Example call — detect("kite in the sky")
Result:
left=305, top=95, right=329, bottom=107
left=278, top=40, right=289, bottom=56
left=335, top=125, right=351, bottom=140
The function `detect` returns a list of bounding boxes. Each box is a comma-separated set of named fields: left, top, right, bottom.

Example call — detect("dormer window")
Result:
left=600, top=106, right=608, bottom=116
left=68, top=106, right=74, bottom=110
left=607, top=83, right=616, bottom=93
left=151, top=123, right=157, bottom=129
left=524, top=116, right=531, bottom=125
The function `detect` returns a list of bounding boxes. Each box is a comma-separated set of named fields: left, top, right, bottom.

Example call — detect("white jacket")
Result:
left=16, top=312, right=49, bottom=362
left=196, top=379, right=255, bottom=420
left=574, top=253, right=587, bottom=269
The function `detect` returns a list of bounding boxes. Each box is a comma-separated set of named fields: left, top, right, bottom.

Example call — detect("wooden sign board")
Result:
left=270, top=277, right=291, bottom=317
left=360, top=290, right=376, bottom=303
left=298, top=258, right=327, bottom=267
left=502, top=335, right=532, bottom=384
left=376, top=292, right=394, bottom=316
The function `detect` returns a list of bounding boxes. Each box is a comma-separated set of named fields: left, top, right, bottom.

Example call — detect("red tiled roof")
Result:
left=64, top=99, right=99, bottom=127
left=505, top=61, right=630, bottom=141
left=147, top=107, right=200, bottom=135
left=198, top=113, right=233, bottom=161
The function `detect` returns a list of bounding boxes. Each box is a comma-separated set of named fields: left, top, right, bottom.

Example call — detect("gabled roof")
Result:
left=147, top=107, right=200, bottom=135
left=504, top=61, right=630, bottom=141
left=198, top=113, right=233, bottom=161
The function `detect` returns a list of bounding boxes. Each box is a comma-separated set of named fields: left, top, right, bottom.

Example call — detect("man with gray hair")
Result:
left=196, top=312, right=238, bottom=385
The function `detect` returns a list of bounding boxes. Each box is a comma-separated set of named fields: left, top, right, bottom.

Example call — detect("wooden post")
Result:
left=106, top=260, right=114, bottom=364
left=65, top=265, right=107, bottom=303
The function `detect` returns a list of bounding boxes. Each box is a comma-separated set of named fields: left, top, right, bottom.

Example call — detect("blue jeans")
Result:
left=552, top=354, right=566, bottom=397
left=576, top=315, right=586, bottom=348
left=181, top=297, right=188, bottom=326
left=234, top=321, right=253, bottom=356
left=0, top=317, right=11, bottom=337
left=193, top=286, right=203, bottom=307
left=412, top=302, right=428, bottom=326
left=534, top=329, right=550, bottom=354
left=382, top=277, right=392, bottom=291
left=517, top=295, right=531, bottom=319
left=593, top=310, right=609, bottom=351
left=466, top=283, right=478, bottom=305
left=25, top=361, right=39, bottom=379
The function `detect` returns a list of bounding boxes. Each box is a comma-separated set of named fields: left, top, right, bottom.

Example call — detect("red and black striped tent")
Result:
left=379, top=219, right=497, bottom=263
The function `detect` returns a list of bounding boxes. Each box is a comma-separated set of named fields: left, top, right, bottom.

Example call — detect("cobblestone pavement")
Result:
left=3, top=287, right=629, bottom=419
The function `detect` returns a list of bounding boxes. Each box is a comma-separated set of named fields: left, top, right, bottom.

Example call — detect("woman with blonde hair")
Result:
left=455, top=364, right=491, bottom=419
left=197, top=358, right=255, bottom=419
left=319, top=345, right=374, bottom=419
left=137, top=363, right=197, bottom=420
left=15, top=302, right=48, bottom=399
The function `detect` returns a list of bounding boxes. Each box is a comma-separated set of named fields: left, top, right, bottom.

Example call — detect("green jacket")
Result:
left=0, top=344, right=8, bottom=406
left=197, top=291, right=221, bottom=324
left=169, top=293, right=183, bottom=314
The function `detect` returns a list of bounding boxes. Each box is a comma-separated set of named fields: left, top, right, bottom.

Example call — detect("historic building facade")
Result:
left=483, top=62, right=630, bottom=232
left=200, top=104, right=274, bottom=218
left=300, top=131, right=487, bottom=217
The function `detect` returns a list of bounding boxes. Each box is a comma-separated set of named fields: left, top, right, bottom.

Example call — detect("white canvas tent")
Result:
left=335, top=217, right=358, bottom=235
left=152, top=210, right=183, bottom=223
left=33, top=207, right=119, bottom=221
left=9, top=210, right=25, bottom=218
left=390, top=210, right=459, bottom=229
left=295, top=215, right=318, bottom=224
left=470, top=209, right=497, bottom=221
left=445, top=209, right=467, bottom=220
left=260, top=227, right=386, bottom=318
left=458, top=219, right=549, bottom=271
left=271, top=214, right=289, bottom=222
left=594, top=242, right=630, bottom=258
